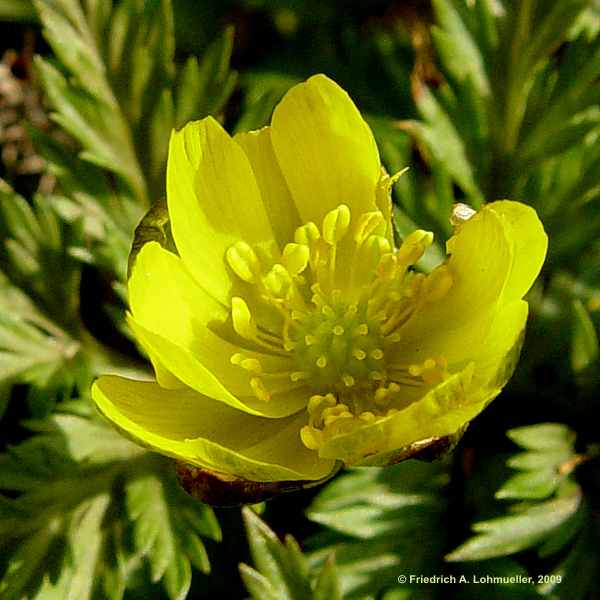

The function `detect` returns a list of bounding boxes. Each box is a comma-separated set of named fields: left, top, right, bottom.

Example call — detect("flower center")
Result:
left=291, top=292, right=386, bottom=391
left=226, top=204, right=454, bottom=451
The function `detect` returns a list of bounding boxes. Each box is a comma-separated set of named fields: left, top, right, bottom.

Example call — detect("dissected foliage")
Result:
left=0, top=0, right=598, bottom=598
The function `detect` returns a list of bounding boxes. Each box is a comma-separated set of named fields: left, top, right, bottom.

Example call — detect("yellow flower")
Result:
left=91, top=74, right=547, bottom=504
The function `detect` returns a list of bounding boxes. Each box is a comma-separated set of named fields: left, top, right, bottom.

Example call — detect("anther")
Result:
left=250, top=378, right=271, bottom=401
left=294, top=222, right=320, bottom=246
left=396, top=229, right=434, bottom=266
left=282, top=243, right=310, bottom=275
left=322, top=305, right=335, bottom=317
left=230, top=353, right=244, bottom=365
left=353, top=349, right=367, bottom=360
left=359, top=411, right=376, bottom=423
left=333, top=325, right=345, bottom=336
left=226, top=241, right=261, bottom=283
left=305, top=334, right=318, bottom=346
left=342, top=374, right=355, bottom=387
left=300, top=427, right=321, bottom=450
left=263, top=264, right=293, bottom=299
left=355, top=323, right=369, bottom=336
left=354, top=211, right=385, bottom=244
left=371, top=348, right=384, bottom=360
left=231, top=297, right=258, bottom=340
left=240, top=358, right=262, bottom=373
left=345, top=303, right=358, bottom=317
left=290, top=371, right=308, bottom=382
left=322, top=205, right=351, bottom=244
left=316, top=355, right=328, bottom=368
left=374, top=388, right=388, bottom=404
left=369, top=371, right=385, bottom=381
left=423, top=265, right=453, bottom=303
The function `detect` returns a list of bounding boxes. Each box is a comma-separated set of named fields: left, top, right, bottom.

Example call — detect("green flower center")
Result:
left=226, top=204, right=454, bottom=450
left=291, top=294, right=386, bottom=391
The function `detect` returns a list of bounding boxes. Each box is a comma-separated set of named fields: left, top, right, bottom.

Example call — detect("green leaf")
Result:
left=447, top=424, right=586, bottom=563
left=174, top=26, right=238, bottom=128
left=305, top=461, right=449, bottom=599
left=506, top=423, right=576, bottom=452
left=0, top=185, right=81, bottom=324
left=0, top=0, right=37, bottom=21
left=241, top=507, right=340, bottom=600
left=126, top=473, right=177, bottom=582
left=0, top=274, right=80, bottom=390
left=431, top=0, right=490, bottom=95
left=313, top=557, right=342, bottom=600
left=446, top=483, right=583, bottom=561
left=0, top=410, right=221, bottom=599
left=570, top=299, right=599, bottom=373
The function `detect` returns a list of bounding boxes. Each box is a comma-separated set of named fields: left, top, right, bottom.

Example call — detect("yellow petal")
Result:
left=319, top=365, right=483, bottom=464
left=92, top=376, right=335, bottom=482
left=394, top=206, right=513, bottom=365
left=271, top=74, right=381, bottom=225
left=167, top=117, right=277, bottom=304
left=325, top=301, right=530, bottom=466
left=487, top=201, right=548, bottom=303
left=473, top=299, right=529, bottom=391
left=129, top=241, right=228, bottom=350
left=128, top=317, right=307, bottom=418
left=235, top=127, right=301, bottom=249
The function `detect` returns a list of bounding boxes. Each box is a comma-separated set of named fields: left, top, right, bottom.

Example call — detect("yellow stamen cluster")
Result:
left=226, top=204, right=454, bottom=450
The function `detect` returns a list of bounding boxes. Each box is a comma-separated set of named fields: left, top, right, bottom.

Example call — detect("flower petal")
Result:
left=127, top=242, right=307, bottom=417
left=271, top=74, right=381, bottom=225
left=129, top=241, right=228, bottom=351
left=473, top=299, right=529, bottom=391
left=394, top=205, right=513, bottom=365
left=487, top=201, right=548, bottom=303
left=167, top=117, right=277, bottom=304
left=324, top=301, right=530, bottom=466
left=318, top=365, right=483, bottom=464
left=129, top=317, right=308, bottom=418
left=92, top=376, right=336, bottom=482
left=235, top=127, right=301, bottom=249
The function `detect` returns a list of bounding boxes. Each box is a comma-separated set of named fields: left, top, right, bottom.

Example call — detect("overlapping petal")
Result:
left=271, top=74, right=381, bottom=225
left=488, top=201, right=548, bottom=304
left=320, top=295, right=532, bottom=466
left=392, top=204, right=513, bottom=366
left=92, top=376, right=336, bottom=481
left=167, top=117, right=278, bottom=304
left=235, top=127, right=301, bottom=249
left=128, top=241, right=306, bottom=418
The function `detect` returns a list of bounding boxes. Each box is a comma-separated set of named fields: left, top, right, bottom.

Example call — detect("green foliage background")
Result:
left=0, top=1, right=599, bottom=598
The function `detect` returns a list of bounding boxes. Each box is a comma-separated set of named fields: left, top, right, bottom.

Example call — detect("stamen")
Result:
left=353, top=349, right=367, bottom=360
left=342, top=374, right=355, bottom=387
left=263, top=264, right=294, bottom=300
left=300, top=426, right=322, bottom=450
left=322, top=204, right=351, bottom=244
left=282, top=243, right=310, bottom=275
left=354, top=211, right=385, bottom=245
left=423, top=265, right=453, bottom=303
left=354, top=324, right=369, bottom=336
left=250, top=377, right=271, bottom=402
left=371, top=348, right=384, bottom=360
left=231, top=297, right=258, bottom=340
left=226, top=241, right=261, bottom=283
left=294, top=221, right=320, bottom=246
left=396, top=229, right=434, bottom=266
left=305, top=334, right=318, bottom=346
left=291, top=371, right=308, bottom=382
